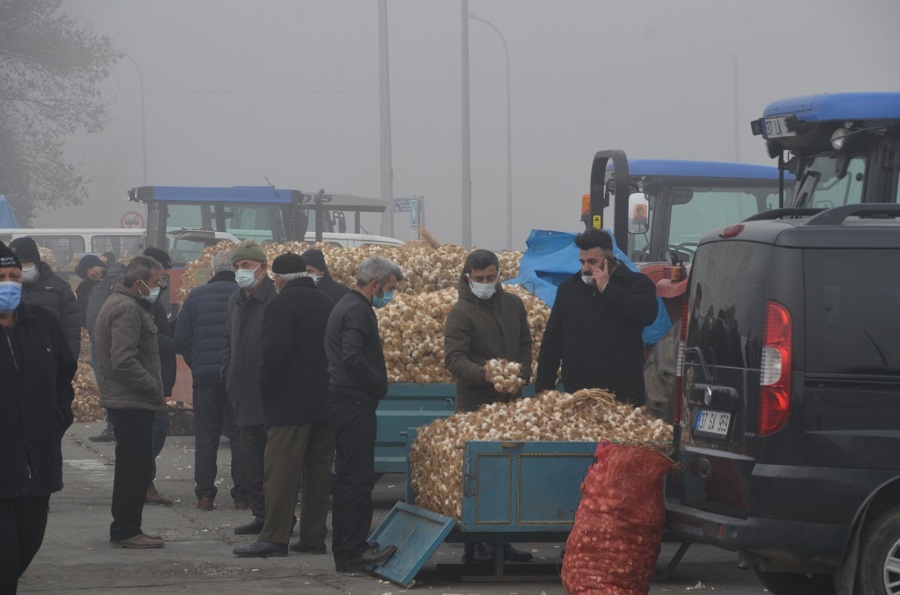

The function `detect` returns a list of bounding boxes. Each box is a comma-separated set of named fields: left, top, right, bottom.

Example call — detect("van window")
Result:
left=29, top=235, right=85, bottom=270
left=685, top=241, right=772, bottom=368
left=805, top=249, right=900, bottom=373
left=91, top=235, right=143, bottom=260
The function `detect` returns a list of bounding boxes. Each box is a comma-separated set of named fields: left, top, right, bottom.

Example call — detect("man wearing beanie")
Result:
left=301, top=249, right=350, bottom=304
left=9, top=236, right=81, bottom=360
left=0, top=241, right=76, bottom=592
left=75, top=255, right=106, bottom=329
left=234, top=253, right=336, bottom=558
left=222, top=241, right=277, bottom=535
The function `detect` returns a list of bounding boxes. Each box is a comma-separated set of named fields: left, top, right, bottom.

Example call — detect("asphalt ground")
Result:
left=17, top=422, right=765, bottom=594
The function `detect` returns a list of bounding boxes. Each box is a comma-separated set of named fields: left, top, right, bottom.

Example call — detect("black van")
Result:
left=665, top=204, right=900, bottom=595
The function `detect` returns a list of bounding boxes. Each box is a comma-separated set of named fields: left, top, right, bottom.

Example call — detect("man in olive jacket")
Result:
left=222, top=241, right=277, bottom=535
left=233, top=253, right=335, bottom=558
left=95, top=255, right=166, bottom=549
left=536, top=229, right=658, bottom=405
left=443, top=248, right=534, bottom=564
left=444, top=249, right=532, bottom=413
left=0, top=242, right=76, bottom=593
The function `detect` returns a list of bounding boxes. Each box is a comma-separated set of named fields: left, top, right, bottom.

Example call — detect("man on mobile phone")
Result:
left=535, top=229, right=657, bottom=405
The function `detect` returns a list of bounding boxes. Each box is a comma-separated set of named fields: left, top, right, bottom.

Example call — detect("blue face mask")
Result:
left=372, top=289, right=393, bottom=309
left=0, top=281, right=22, bottom=313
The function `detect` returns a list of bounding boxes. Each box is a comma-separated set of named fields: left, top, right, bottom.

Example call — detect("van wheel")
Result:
left=856, top=505, right=900, bottom=595
left=753, top=569, right=836, bottom=595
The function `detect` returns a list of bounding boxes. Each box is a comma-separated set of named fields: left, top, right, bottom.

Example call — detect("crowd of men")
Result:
left=0, top=228, right=655, bottom=591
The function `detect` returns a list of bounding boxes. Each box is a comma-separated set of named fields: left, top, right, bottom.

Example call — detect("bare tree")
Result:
left=0, top=0, right=119, bottom=224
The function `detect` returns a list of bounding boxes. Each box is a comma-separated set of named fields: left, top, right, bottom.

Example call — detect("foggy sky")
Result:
left=40, top=0, right=900, bottom=250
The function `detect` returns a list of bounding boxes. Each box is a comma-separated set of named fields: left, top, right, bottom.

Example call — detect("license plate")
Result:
left=764, top=116, right=795, bottom=138
left=695, top=409, right=731, bottom=437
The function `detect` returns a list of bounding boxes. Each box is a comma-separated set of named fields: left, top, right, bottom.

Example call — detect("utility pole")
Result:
left=379, top=0, right=395, bottom=237
left=461, top=0, right=472, bottom=248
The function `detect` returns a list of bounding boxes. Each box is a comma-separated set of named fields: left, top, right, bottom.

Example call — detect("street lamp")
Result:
left=469, top=12, right=512, bottom=251
left=123, top=53, right=147, bottom=185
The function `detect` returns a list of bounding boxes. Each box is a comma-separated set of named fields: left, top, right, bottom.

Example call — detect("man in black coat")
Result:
left=0, top=241, right=76, bottom=593
left=535, top=229, right=658, bottom=405
left=174, top=250, right=246, bottom=511
left=324, top=255, right=401, bottom=573
left=233, top=253, right=336, bottom=558
left=301, top=248, right=351, bottom=304
left=9, top=236, right=81, bottom=360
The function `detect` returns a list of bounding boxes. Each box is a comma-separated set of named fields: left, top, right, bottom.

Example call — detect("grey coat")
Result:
left=94, top=285, right=165, bottom=411
left=222, top=275, right=277, bottom=427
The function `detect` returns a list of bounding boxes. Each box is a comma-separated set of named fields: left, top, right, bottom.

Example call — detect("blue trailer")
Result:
left=367, top=427, right=600, bottom=586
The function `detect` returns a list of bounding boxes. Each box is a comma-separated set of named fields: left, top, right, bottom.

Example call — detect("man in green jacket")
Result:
left=95, top=255, right=166, bottom=549
left=443, top=248, right=533, bottom=563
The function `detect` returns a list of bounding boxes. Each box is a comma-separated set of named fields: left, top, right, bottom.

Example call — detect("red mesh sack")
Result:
left=561, top=441, right=672, bottom=595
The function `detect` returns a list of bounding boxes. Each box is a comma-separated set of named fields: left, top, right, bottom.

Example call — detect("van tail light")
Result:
left=673, top=296, right=690, bottom=425
left=759, top=301, right=792, bottom=436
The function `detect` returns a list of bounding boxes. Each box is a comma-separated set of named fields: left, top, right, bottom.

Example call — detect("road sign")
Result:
left=120, top=210, right=145, bottom=229
left=394, top=198, right=412, bottom=212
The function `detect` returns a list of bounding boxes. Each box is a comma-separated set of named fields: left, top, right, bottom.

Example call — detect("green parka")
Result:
left=444, top=274, right=532, bottom=412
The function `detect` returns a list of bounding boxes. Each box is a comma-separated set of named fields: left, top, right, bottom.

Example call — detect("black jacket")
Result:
left=86, top=261, right=127, bottom=340
left=150, top=293, right=176, bottom=397
left=535, top=266, right=658, bottom=405
left=325, top=291, right=388, bottom=402
left=174, top=271, right=237, bottom=386
left=21, top=261, right=81, bottom=360
left=75, top=278, right=99, bottom=329
left=259, top=278, right=334, bottom=426
left=316, top=273, right=351, bottom=304
left=0, top=302, right=76, bottom=499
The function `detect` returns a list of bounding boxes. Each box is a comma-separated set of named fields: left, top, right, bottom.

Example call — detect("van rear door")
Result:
left=676, top=239, right=775, bottom=518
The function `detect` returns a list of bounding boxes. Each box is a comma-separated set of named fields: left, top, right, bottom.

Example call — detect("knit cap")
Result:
left=231, top=240, right=267, bottom=265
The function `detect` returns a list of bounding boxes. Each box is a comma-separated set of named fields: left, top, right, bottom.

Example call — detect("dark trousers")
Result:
left=240, top=424, right=267, bottom=519
left=193, top=383, right=245, bottom=501
left=108, top=408, right=154, bottom=541
left=259, top=422, right=336, bottom=545
left=0, top=494, right=50, bottom=595
left=328, top=394, right=377, bottom=562
left=150, top=409, right=169, bottom=484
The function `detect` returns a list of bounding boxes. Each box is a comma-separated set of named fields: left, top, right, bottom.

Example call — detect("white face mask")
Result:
left=582, top=274, right=594, bottom=286
left=21, top=264, right=38, bottom=283
left=235, top=265, right=261, bottom=289
left=469, top=280, right=496, bottom=300
left=140, top=280, right=161, bottom=303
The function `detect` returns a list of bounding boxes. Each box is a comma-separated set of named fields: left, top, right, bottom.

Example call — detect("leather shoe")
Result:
left=146, top=483, right=173, bottom=506
left=233, top=540, right=288, bottom=558
left=89, top=429, right=116, bottom=442
left=233, top=498, right=250, bottom=510
left=473, top=542, right=495, bottom=562
left=111, top=533, right=164, bottom=549
left=197, top=496, right=214, bottom=511
left=344, top=544, right=398, bottom=572
left=233, top=517, right=265, bottom=535
left=290, top=542, right=327, bottom=554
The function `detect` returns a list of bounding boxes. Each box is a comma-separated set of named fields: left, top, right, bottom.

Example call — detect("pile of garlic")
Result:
left=408, top=389, right=673, bottom=520
left=486, top=358, right=524, bottom=394
left=178, top=240, right=522, bottom=301
left=375, top=285, right=550, bottom=383
left=72, top=362, right=105, bottom=422
left=176, top=240, right=543, bottom=385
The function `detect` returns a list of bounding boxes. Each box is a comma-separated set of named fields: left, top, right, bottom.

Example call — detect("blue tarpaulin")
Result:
left=0, top=195, right=19, bottom=228
left=504, top=229, right=672, bottom=346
